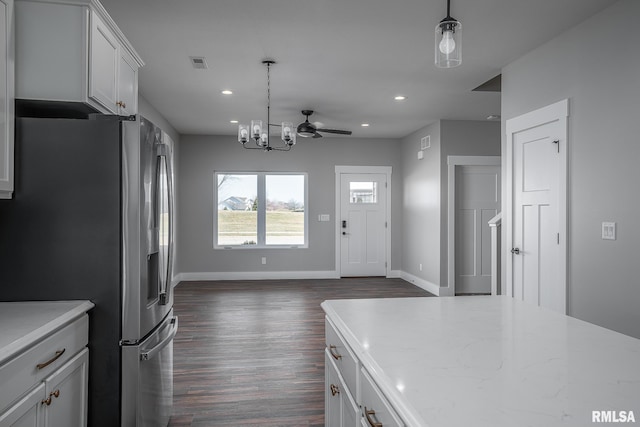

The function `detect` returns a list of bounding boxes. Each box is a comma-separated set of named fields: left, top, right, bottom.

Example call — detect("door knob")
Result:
left=511, top=247, right=521, bottom=255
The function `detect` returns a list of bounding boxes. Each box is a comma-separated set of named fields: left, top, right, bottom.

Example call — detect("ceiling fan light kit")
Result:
left=435, top=0, right=462, bottom=68
left=238, top=60, right=297, bottom=151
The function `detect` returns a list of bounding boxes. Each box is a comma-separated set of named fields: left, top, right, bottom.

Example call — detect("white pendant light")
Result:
left=435, top=0, right=461, bottom=68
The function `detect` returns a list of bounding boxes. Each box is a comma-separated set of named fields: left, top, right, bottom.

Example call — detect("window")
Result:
left=349, top=181, right=378, bottom=204
left=215, top=172, right=307, bottom=248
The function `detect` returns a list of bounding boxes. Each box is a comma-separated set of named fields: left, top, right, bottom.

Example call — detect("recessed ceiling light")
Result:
left=394, top=95, right=407, bottom=101
left=221, top=90, right=233, bottom=95
left=230, top=120, right=239, bottom=124
left=361, top=123, right=370, bottom=127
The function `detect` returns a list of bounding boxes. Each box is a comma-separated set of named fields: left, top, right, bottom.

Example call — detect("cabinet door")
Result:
left=117, top=49, right=138, bottom=115
left=42, top=349, right=88, bottom=427
left=89, top=10, right=118, bottom=113
left=0, top=383, right=45, bottom=427
left=0, top=0, right=14, bottom=200
left=325, top=350, right=342, bottom=427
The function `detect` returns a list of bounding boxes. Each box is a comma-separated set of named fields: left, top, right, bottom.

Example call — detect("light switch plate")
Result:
left=602, top=222, right=616, bottom=240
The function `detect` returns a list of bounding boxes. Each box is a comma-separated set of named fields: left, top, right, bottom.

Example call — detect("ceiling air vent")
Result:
left=189, top=56, right=209, bottom=69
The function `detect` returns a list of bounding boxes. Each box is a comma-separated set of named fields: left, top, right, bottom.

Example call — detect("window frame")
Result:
left=214, top=171, right=309, bottom=249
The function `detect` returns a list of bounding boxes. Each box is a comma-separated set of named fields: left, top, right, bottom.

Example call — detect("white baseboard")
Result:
left=174, top=270, right=444, bottom=297
left=399, top=271, right=441, bottom=296
left=174, top=270, right=340, bottom=283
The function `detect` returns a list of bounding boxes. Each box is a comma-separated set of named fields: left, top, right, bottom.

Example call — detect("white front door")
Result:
left=507, top=100, right=568, bottom=314
left=455, top=165, right=501, bottom=294
left=339, top=173, right=387, bottom=276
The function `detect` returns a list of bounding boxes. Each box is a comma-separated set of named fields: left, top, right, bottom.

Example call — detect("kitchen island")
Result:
left=322, top=296, right=640, bottom=427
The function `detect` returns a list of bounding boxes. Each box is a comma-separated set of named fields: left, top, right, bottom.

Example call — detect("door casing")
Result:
left=446, top=156, right=501, bottom=296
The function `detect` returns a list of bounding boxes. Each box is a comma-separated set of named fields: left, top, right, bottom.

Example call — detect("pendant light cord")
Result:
left=266, top=62, right=271, bottom=145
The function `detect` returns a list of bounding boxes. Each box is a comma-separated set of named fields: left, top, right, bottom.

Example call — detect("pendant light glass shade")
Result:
left=435, top=18, right=461, bottom=68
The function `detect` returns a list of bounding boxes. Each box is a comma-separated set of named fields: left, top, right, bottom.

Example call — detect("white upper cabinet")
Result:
left=15, top=0, right=143, bottom=115
left=117, top=48, right=138, bottom=116
left=0, top=0, right=14, bottom=200
left=89, top=10, right=119, bottom=114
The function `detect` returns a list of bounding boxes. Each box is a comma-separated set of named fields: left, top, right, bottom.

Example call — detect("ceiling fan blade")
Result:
left=317, top=128, right=352, bottom=135
left=312, top=132, right=323, bottom=139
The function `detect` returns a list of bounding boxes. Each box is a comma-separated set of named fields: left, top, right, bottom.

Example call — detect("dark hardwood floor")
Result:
left=168, top=278, right=433, bottom=427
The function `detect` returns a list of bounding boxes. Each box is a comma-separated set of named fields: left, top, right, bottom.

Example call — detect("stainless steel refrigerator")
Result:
left=0, top=112, right=177, bottom=427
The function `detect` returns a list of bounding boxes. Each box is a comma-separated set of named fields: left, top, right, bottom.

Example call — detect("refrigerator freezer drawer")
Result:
left=121, top=313, right=177, bottom=427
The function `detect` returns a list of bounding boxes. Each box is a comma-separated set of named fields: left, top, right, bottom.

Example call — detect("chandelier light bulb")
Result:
left=439, top=30, right=456, bottom=55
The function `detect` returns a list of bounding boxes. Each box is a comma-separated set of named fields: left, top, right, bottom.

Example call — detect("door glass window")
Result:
left=349, top=182, right=377, bottom=204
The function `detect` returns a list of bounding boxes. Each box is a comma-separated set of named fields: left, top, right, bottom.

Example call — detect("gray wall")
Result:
left=177, top=135, right=402, bottom=276
left=400, top=120, right=501, bottom=290
left=501, top=0, right=640, bottom=338
left=401, top=122, right=442, bottom=286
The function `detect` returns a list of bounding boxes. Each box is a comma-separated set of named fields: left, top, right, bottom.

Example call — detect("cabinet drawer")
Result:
left=325, top=317, right=358, bottom=397
left=0, top=315, right=88, bottom=412
left=360, top=368, right=403, bottom=427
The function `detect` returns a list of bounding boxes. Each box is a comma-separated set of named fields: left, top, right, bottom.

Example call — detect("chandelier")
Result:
left=237, top=60, right=296, bottom=151
left=435, top=0, right=461, bottom=68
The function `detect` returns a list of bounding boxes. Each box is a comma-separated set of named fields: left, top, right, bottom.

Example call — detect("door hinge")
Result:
left=553, top=139, right=560, bottom=153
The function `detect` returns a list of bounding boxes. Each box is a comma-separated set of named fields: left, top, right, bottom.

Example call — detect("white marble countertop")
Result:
left=322, top=296, right=640, bottom=427
left=0, top=300, right=95, bottom=365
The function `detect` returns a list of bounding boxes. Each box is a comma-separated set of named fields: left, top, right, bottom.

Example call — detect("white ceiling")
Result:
left=100, top=0, right=616, bottom=139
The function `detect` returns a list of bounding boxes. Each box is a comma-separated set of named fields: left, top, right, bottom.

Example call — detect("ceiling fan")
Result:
left=296, top=110, right=352, bottom=138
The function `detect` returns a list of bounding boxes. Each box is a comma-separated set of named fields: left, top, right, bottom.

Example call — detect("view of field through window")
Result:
left=217, top=173, right=305, bottom=246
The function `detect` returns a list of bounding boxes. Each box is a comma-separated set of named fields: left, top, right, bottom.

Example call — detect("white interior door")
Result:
left=507, top=100, right=567, bottom=314
left=455, top=165, right=501, bottom=294
left=340, top=173, right=387, bottom=277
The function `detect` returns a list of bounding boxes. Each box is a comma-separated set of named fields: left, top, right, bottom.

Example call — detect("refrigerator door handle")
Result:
left=140, top=317, right=178, bottom=361
left=156, top=152, right=173, bottom=306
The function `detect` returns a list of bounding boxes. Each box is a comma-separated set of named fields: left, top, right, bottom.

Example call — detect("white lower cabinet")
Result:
left=0, top=383, right=44, bottom=427
left=359, top=369, right=403, bottom=427
left=41, top=349, right=88, bottom=427
left=325, top=316, right=404, bottom=427
left=325, top=350, right=359, bottom=427
left=0, top=316, right=90, bottom=427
